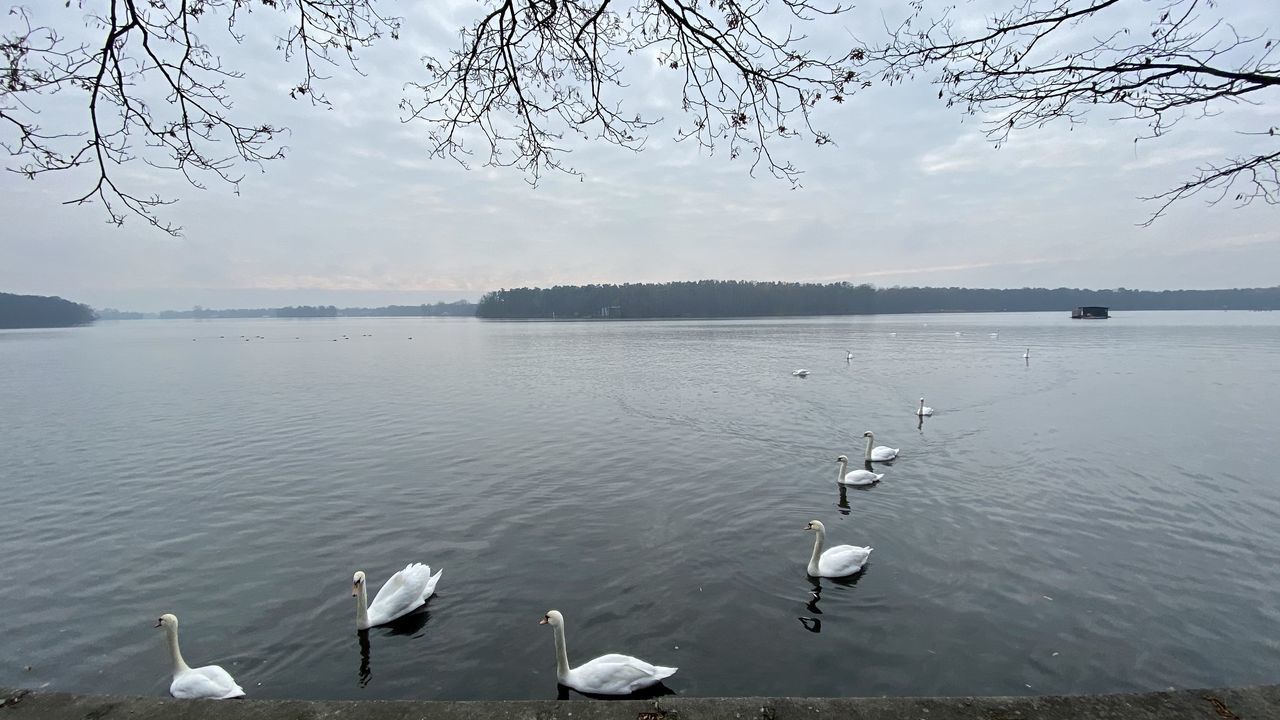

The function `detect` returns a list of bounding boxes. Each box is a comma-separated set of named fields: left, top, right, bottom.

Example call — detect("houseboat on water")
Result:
left=1071, top=306, right=1110, bottom=319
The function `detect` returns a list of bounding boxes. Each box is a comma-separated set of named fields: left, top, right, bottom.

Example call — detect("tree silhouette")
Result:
left=5, top=1, right=1274, bottom=234
left=860, top=0, right=1279, bottom=223
left=2, top=0, right=861, bottom=234
left=475, top=281, right=1280, bottom=318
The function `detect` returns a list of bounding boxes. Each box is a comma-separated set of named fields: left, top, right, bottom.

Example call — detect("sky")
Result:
left=2, top=1, right=1278, bottom=312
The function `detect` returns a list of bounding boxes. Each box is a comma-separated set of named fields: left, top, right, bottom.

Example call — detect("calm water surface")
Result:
left=1, top=312, right=1278, bottom=700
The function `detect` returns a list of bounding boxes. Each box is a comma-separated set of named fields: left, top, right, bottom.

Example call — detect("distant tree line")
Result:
left=277, top=305, right=339, bottom=318
left=340, top=302, right=477, bottom=317
left=476, top=282, right=1280, bottom=319
left=158, top=306, right=270, bottom=319
left=96, top=308, right=148, bottom=320
left=122, top=301, right=479, bottom=319
left=0, top=292, right=95, bottom=329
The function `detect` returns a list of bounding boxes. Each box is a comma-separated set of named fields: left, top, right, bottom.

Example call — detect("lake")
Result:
left=1, top=312, right=1278, bottom=700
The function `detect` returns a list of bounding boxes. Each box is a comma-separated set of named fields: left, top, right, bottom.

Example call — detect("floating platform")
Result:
left=1071, top=306, right=1110, bottom=319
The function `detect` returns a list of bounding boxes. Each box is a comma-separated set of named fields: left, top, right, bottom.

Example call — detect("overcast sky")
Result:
left=2, top=1, right=1277, bottom=311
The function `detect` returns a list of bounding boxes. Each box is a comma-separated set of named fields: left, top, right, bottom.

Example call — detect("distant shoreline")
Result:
left=476, top=281, right=1280, bottom=319
left=8, top=282, right=1280, bottom=329
left=85, top=307, right=1278, bottom=324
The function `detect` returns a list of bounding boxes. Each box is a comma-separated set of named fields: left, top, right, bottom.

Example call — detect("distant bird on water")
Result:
left=792, top=369, right=811, bottom=378
left=1023, top=348, right=1031, bottom=360
left=845, top=351, right=853, bottom=361
left=916, top=398, right=934, bottom=417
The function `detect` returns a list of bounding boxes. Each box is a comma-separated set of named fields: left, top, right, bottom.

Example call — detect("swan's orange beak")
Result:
left=351, top=582, right=360, bottom=598
left=538, top=617, right=549, bottom=625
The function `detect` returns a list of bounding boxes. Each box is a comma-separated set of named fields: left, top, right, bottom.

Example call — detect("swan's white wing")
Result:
left=839, top=470, right=882, bottom=486
left=566, top=654, right=677, bottom=695
left=171, top=665, right=244, bottom=699
left=818, top=545, right=872, bottom=577
left=367, top=563, right=436, bottom=625
left=870, top=446, right=898, bottom=461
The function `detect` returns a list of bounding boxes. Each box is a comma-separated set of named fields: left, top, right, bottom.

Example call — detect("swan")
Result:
left=353, top=563, right=443, bottom=630
left=916, top=398, right=934, bottom=416
left=1023, top=348, right=1030, bottom=359
left=539, top=610, right=677, bottom=695
left=804, top=520, right=872, bottom=577
left=154, top=614, right=245, bottom=699
left=836, top=455, right=883, bottom=485
left=792, top=369, right=810, bottom=377
left=862, top=431, right=899, bottom=462
left=989, top=331, right=1000, bottom=338
left=845, top=351, right=853, bottom=361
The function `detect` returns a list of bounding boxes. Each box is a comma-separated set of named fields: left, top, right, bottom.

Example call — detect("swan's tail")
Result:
left=423, top=567, right=443, bottom=599
left=652, top=666, right=678, bottom=682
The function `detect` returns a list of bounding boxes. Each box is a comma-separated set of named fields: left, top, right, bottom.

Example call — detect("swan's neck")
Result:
left=164, top=625, right=191, bottom=673
left=552, top=622, right=571, bottom=680
left=863, top=435, right=874, bottom=460
left=355, top=583, right=370, bottom=629
left=808, top=527, right=825, bottom=574
left=837, top=459, right=848, bottom=481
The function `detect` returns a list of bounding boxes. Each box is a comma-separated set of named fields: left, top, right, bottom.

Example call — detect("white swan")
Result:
left=1023, top=348, right=1030, bottom=359
left=154, top=614, right=245, bottom=699
left=804, top=520, right=872, bottom=577
left=836, top=455, right=883, bottom=485
left=353, top=563, right=443, bottom=630
left=916, top=398, right=934, bottom=416
left=845, top=351, right=853, bottom=361
left=862, top=431, right=899, bottom=462
left=539, top=610, right=677, bottom=695
left=792, top=369, right=810, bottom=377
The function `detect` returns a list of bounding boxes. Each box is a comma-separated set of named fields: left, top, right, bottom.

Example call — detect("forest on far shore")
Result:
left=476, top=282, right=1280, bottom=319
left=0, top=292, right=96, bottom=329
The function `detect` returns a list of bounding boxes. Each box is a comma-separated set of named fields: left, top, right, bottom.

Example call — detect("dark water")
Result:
left=1, top=312, right=1278, bottom=700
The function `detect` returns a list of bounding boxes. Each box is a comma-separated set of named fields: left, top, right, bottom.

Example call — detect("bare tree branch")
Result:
left=403, top=0, right=864, bottom=185
left=4, top=0, right=861, bottom=231
left=859, top=0, right=1279, bottom=222
left=1, top=1, right=400, bottom=234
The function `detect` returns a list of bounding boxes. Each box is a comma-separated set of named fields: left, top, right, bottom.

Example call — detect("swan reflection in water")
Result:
left=797, top=569, right=871, bottom=634
left=355, top=609, right=433, bottom=687
left=797, top=580, right=825, bottom=632
left=356, top=630, right=372, bottom=687
left=836, top=473, right=879, bottom=516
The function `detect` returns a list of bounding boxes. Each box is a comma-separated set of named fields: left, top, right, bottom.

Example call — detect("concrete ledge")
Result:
left=3, top=685, right=1277, bottom=720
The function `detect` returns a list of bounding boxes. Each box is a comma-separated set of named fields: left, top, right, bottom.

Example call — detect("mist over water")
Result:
left=2, top=311, right=1278, bottom=700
